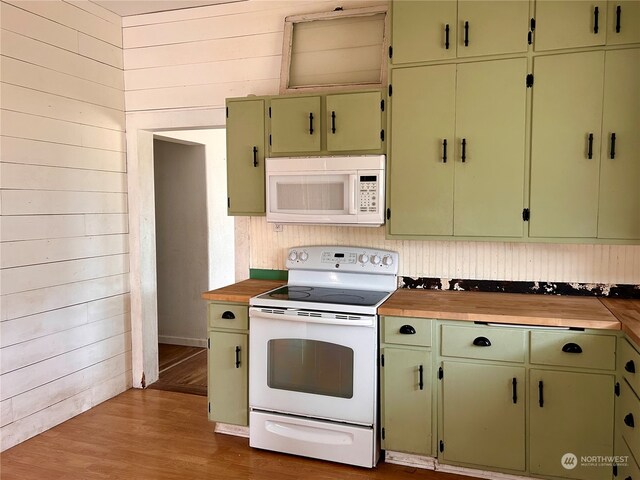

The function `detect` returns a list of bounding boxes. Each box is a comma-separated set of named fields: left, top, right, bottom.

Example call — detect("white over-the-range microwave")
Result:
left=265, top=155, right=385, bottom=226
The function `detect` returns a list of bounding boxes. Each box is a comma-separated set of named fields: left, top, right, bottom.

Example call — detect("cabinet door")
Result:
left=454, top=58, right=527, bottom=237
left=391, top=1, right=457, bottom=63
left=598, top=48, right=640, bottom=240
left=208, top=331, right=248, bottom=426
left=381, top=348, right=432, bottom=455
left=270, top=96, right=321, bottom=154
left=325, top=91, right=382, bottom=152
left=457, top=1, right=530, bottom=57
left=529, top=51, right=605, bottom=238
left=607, top=1, right=640, bottom=45
left=226, top=99, right=265, bottom=215
left=388, top=65, right=456, bottom=236
left=534, top=1, right=607, bottom=51
left=529, top=369, right=614, bottom=480
left=441, top=362, right=525, bottom=471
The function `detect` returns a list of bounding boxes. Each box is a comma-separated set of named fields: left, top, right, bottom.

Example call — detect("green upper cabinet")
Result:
left=534, top=1, right=607, bottom=51
left=390, top=0, right=529, bottom=64
left=598, top=48, right=640, bottom=240
left=325, top=91, right=382, bottom=152
left=388, top=58, right=526, bottom=238
left=529, top=51, right=605, bottom=238
left=607, top=1, right=640, bottom=44
left=269, top=96, right=321, bottom=154
left=226, top=98, right=266, bottom=215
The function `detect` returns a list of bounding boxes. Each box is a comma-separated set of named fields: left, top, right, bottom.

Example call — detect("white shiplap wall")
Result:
left=0, top=0, right=131, bottom=451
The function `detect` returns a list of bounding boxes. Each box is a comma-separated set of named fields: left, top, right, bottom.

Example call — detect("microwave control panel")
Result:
left=359, top=176, right=378, bottom=213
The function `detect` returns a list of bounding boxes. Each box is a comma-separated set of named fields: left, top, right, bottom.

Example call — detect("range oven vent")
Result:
left=336, top=314, right=363, bottom=321
left=297, top=311, right=322, bottom=318
left=260, top=308, right=285, bottom=315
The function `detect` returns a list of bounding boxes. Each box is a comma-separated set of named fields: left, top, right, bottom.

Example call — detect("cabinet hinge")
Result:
left=227, top=197, right=230, bottom=209
left=207, top=338, right=210, bottom=349
left=530, top=18, right=536, bottom=31
left=527, top=31, right=533, bottom=45
left=522, top=208, right=530, bottom=221
left=269, top=134, right=272, bottom=146
left=380, top=354, right=385, bottom=367
left=226, top=107, right=228, bottom=118
left=268, top=106, right=271, bottom=118
left=438, top=366, right=443, bottom=380
left=380, top=99, right=385, bottom=112
left=386, top=208, right=391, bottom=220
left=388, top=84, right=392, bottom=97
left=380, top=129, right=385, bottom=141
left=388, top=46, right=393, bottom=59
left=613, top=464, right=618, bottom=477
left=526, top=74, right=534, bottom=88
left=615, top=382, right=620, bottom=397
left=439, top=440, right=445, bottom=453
left=381, top=427, right=385, bottom=440
left=208, top=402, right=211, bottom=413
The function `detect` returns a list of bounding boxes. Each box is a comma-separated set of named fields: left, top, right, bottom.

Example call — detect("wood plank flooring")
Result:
left=0, top=389, right=472, bottom=480
left=148, top=343, right=207, bottom=396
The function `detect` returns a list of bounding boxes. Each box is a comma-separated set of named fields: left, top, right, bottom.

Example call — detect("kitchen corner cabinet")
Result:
left=388, top=57, right=526, bottom=238
left=529, top=48, right=640, bottom=240
left=207, top=302, right=249, bottom=426
left=226, top=98, right=266, bottom=215
left=391, top=1, right=529, bottom=64
left=616, top=337, right=640, bottom=477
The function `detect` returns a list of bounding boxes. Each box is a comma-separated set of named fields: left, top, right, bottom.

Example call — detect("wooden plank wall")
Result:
left=0, top=0, right=131, bottom=451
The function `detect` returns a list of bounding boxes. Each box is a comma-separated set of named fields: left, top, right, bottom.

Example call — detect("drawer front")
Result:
left=617, top=434, right=640, bottom=480
left=620, top=338, right=640, bottom=397
left=530, top=331, right=616, bottom=370
left=619, top=380, right=640, bottom=462
left=440, top=324, right=526, bottom=363
left=208, top=303, right=248, bottom=330
left=382, top=316, right=432, bottom=347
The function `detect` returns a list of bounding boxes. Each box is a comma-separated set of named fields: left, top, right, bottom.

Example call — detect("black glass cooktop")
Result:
left=257, top=285, right=391, bottom=307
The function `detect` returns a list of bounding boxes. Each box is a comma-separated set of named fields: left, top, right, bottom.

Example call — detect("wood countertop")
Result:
left=600, top=298, right=640, bottom=346
left=379, top=289, right=622, bottom=331
left=201, top=279, right=283, bottom=304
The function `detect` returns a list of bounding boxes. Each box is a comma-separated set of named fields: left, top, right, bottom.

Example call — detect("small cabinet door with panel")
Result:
left=269, top=96, right=321, bottom=154
left=534, top=1, right=607, bottom=51
left=607, top=1, right=640, bottom=45
left=325, top=91, right=382, bottom=152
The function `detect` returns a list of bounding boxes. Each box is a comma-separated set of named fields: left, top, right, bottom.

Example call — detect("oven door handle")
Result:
left=249, top=308, right=375, bottom=327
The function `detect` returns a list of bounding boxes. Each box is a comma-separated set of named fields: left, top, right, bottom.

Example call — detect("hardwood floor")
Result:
left=0, top=389, right=472, bottom=480
left=148, top=343, right=207, bottom=396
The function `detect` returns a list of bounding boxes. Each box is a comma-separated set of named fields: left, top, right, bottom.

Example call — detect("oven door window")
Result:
left=267, top=339, right=354, bottom=399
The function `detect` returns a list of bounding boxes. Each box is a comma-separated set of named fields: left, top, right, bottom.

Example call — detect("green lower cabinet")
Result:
left=440, top=361, right=526, bottom=471
left=381, top=347, right=432, bottom=455
left=208, top=330, right=248, bottom=426
left=529, top=369, right=614, bottom=480
left=616, top=434, right=640, bottom=480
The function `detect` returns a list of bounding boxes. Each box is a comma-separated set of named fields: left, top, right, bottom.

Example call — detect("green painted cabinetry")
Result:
left=388, top=58, right=526, bottom=238
left=270, top=96, right=321, bottom=154
left=326, top=91, right=382, bottom=152
left=607, top=1, right=640, bottom=45
left=226, top=98, right=266, bottom=215
left=616, top=337, right=640, bottom=478
left=534, top=1, right=608, bottom=51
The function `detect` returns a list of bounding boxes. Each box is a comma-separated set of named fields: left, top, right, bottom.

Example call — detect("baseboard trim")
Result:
left=384, top=451, right=436, bottom=470
left=214, top=423, right=249, bottom=438
left=158, top=336, right=207, bottom=348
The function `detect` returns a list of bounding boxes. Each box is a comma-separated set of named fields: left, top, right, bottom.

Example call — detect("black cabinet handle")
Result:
left=331, top=111, right=336, bottom=134
left=235, top=346, right=241, bottom=368
left=594, top=6, right=599, bottom=34
left=221, top=311, right=235, bottom=319
left=442, top=139, right=448, bottom=163
left=445, top=24, right=450, bottom=49
left=625, top=360, right=636, bottom=373
left=562, top=342, right=583, bottom=354
left=587, top=133, right=594, bottom=159
left=252, top=146, right=258, bottom=167
left=472, top=336, right=491, bottom=347
left=512, top=377, right=518, bottom=404
left=616, top=5, right=621, bottom=33
left=624, top=413, right=635, bottom=428
left=309, top=112, right=314, bottom=135
left=399, top=324, right=416, bottom=335
left=610, top=133, right=616, bottom=159
left=464, top=21, right=469, bottom=46
left=461, top=138, right=467, bottom=163
left=538, top=380, right=544, bottom=407
left=418, top=365, right=424, bottom=390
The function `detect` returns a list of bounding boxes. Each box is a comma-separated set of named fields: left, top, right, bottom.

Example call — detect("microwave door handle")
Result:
left=349, top=174, right=358, bottom=215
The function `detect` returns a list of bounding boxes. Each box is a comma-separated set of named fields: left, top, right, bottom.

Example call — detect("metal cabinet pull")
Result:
left=445, top=24, right=450, bottom=49
left=464, top=21, right=469, bottom=46
left=610, top=133, right=616, bottom=159
left=616, top=5, right=622, bottom=32
left=442, top=139, right=448, bottom=163
left=399, top=324, right=416, bottom=335
left=538, top=380, right=544, bottom=407
left=221, top=311, right=235, bottom=319
left=309, top=112, right=314, bottom=135
left=331, top=111, right=336, bottom=134
left=418, top=365, right=424, bottom=390
left=461, top=138, right=467, bottom=163
left=235, top=346, right=241, bottom=368
left=624, top=413, right=635, bottom=428
left=625, top=360, right=636, bottom=373
left=587, top=133, right=594, bottom=159
left=562, top=342, right=583, bottom=354
left=594, top=6, right=600, bottom=34
left=252, top=146, right=258, bottom=167
left=512, top=377, right=518, bottom=404
left=472, top=336, right=491, bottom=347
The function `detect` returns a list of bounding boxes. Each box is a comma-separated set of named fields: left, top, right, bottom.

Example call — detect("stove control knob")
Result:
left=358, top=254, right=369, bottom=264
left=299, top=251, right=309, bottom=262
left=288, top=251, right=298, bottom=261
left=382, top=255, right=394, bottom=266
left=371, top=255, right=381, bottom=265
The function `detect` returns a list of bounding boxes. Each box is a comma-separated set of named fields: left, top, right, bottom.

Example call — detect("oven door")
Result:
left=249, top=307, right=377, bottom=426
